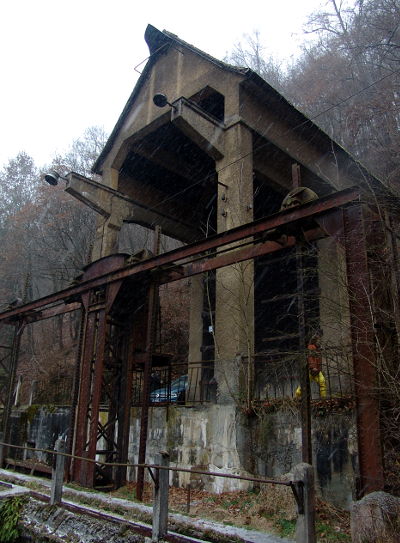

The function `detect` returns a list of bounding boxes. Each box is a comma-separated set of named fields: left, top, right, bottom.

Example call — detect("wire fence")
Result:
left=252, top=346, right=354, bottom=402
left=0, top=441, right=291, bottom=487
left=4, top=346, right=354, bottom=408
left=0, top=440, right=314, bottom=543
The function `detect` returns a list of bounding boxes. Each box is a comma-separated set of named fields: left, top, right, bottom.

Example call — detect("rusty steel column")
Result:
left=291, top=165, right=312, bottom=464
left=291, top=163, right=301, bottom=189
left=343, top=203, right=384, bottom=496
left=136, top=282, right=158, bottom=500
left=72, top=307, right=102, bottom=485
left=136, top=226, right=161, bottom=501
left=296, top=243, right=312, bottom=464
left=65, top=308, right=85, bottom=481
left=115, top=319, right=135, bottom=488
left=85, top=308, right=107, bottom=485
left=0, top=322, right=24, bottom=466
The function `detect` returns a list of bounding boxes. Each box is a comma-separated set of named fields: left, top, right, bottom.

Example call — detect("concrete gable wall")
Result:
left=102, top=46, right=244, bottom=175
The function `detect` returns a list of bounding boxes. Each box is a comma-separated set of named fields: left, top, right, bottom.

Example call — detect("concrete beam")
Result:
left=131, top=141, right=194, bottom=180
left=66, top=172, right=132, bottom=219
left=171, top=98, right=224, bottom=160
left=66, top=172, right=197, bottom=244
left=253, top=147, right=293, bottom=192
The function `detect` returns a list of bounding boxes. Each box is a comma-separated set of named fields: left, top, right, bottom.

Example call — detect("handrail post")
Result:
left=293, top=463, right=316, bottom=543
left=152, top=451, right=170, bottom=542
left=50, top=438, right=66, bottom=505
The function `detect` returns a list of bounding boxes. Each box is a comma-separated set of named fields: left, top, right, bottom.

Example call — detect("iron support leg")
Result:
left=297, top=244, right=312, bottom=464
left=343, top=204, right=384, bottom=495
left=0, top=323, right=23, bottom=466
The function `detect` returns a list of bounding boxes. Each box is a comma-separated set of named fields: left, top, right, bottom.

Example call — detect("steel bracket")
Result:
left=147, top=466, right=157, bottom=485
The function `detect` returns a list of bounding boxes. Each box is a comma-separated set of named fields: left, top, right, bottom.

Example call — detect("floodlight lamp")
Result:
left=44, top=171, right=67, bottom=186
left=153, top=93, right=176, bottom=110
left=153, top=93, right=169, bottom=108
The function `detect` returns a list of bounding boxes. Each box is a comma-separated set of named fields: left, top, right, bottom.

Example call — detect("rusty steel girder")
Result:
left=0, top=187, right=360, bottom=325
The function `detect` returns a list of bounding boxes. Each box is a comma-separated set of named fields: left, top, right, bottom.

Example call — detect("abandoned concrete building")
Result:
left=0, top=24, right=398, bottom=508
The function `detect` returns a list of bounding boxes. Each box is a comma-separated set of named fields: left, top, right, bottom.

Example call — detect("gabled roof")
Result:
left=92, top=25, right=391, bottom=202
left=93, top=25, right=257, bottom=174
left=93, top=25, right=248, bottom=174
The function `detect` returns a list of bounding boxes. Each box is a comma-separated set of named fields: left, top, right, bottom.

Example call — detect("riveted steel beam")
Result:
left=0, top=187, right=360, bottom=325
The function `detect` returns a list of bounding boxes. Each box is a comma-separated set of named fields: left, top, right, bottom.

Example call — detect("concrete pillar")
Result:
left=29, top=380, right=37, bottom=406
left=152, top=451, right=170, bottom=542
left=318, top=237, right=353, bottom=396
left=318, top=238, right=351, bottom=347
left=214, top=123, right=254, bottom=404
left=91, top=214, right=123, bottom=261
left=50, top=438, right=66, bottom=505
left=14, top=375, right=22, bottom=406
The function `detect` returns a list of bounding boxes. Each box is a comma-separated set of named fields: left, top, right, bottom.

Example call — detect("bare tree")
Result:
left=225, top=31, right=284, bottom=91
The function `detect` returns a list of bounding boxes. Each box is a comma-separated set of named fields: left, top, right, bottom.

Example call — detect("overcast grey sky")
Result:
left=0, top=0, right=323, bottom=167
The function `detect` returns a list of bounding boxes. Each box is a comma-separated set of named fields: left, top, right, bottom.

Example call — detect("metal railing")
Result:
left=131, top=361, right=216, bottom=406
left=252, top=346, right=354, bottom=402
left=0, top=440, right=315, bottom=543
left=3, top=347, right=354, bottom=410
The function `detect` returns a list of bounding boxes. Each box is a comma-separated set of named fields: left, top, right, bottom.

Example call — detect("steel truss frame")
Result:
left=0, top=187, right=384, bottom=495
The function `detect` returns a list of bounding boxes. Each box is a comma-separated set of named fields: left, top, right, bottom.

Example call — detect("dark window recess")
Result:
left=254, top=242, right=320, bottom=401
left=253, top=176, right=284, bottom=219
left=190, top=87, right=224, bottom=122
left=254, top=244, right=319, bottom=354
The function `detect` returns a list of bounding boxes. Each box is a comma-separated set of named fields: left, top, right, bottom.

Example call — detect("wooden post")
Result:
left=152, top=451, right=169, bottom=542
left=293, top=463, right=316, bottom=543
left=186, top=483, right=191, bottom=514
left=50, top=438, right=66, bottom=505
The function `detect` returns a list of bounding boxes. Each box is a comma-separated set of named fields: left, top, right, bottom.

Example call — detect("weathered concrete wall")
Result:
left=7, top=404, right=356, bottom=507
left=127, top=404, right=252, bottom=493
left=246, top=409, right=357, bottom=509
left=126, top=405, right=357, bottom=507
left=8, top=406, right=70, bottom=463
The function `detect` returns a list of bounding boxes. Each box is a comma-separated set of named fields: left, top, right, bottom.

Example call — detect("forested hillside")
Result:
left=229, top=0, right=400, bottom=188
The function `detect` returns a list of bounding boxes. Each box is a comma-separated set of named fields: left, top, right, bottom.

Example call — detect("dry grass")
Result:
left=111, top=482, right=350, bottom=541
